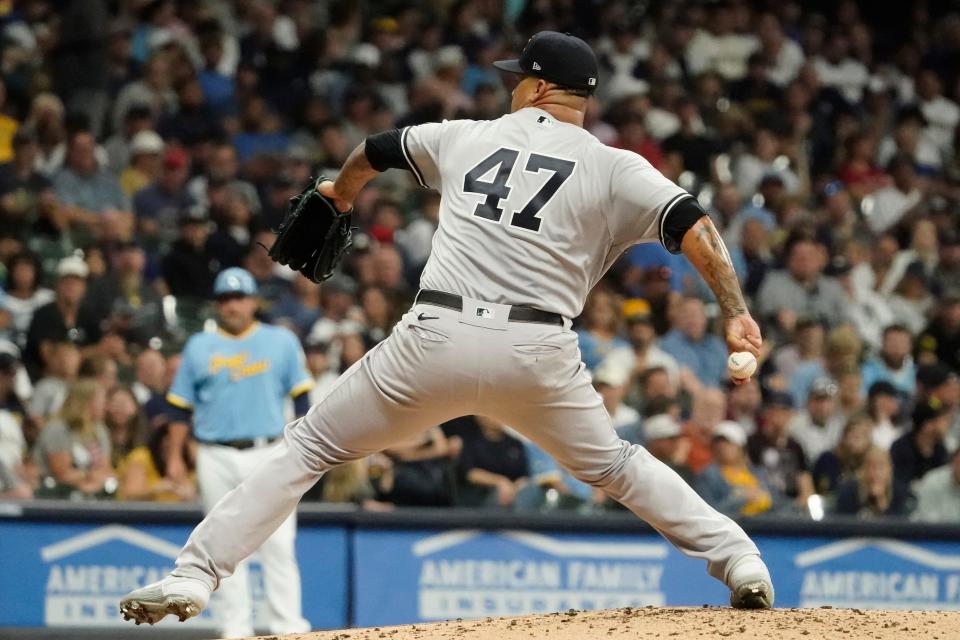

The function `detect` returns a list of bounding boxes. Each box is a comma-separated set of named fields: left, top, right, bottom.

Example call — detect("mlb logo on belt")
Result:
left=476, top=307, right=493, bottom=319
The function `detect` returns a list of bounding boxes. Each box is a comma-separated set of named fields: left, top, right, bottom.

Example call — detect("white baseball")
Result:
left=727, top=351, right=757, bottom=379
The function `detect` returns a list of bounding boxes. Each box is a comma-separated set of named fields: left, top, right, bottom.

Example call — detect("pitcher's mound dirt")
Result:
left=248, top=607, right=960, bottom=640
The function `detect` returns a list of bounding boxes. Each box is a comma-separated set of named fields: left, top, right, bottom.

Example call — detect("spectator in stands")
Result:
left=2, top=252, right=53, bottom=348
left=789, top=378, right=845, bottom=464
left=659, top=297, right=727, bottom=388
left=376, top=426, right=457, bottom=507
left=833, top=447, right=911, bottom=519
left=24, top=256, right=100, bottom=379
left=681, top=387, right=727, bottom=474
left=242, top=231, right=294, bottom=307
left=133, top=146, right=194, bottom=247
left=755, top=232, right=847, bottom=335
left=112, top=53, right=176, bottom=133
left=304, top=336, right=338, bottom=407
left=53, top=129, right=129, bottom=220
left=160, top=206, right=218, bottom=300
left=643, top=413, right=694, bottom=486
left=0, top=451, right=31, bottom=499
left=860, top=324, right=917, bottom=397
left=117, top=421, right=196, bottom=502
left=456, top=416, right=528, bottom=508
left=748, top=391, right=814, bottom=506
left=105, top=104, right=155, bottom=175
left=28, top=340, right=80, bottom=424
left=812, top=413, right=873, bottom=496
left=120, top=130, right=164, bottom=198
left=132, top=348, right=166, bottom=407
left=915, top=363, right=960, bottom=452
left=593, top=358, right=641, bottom=444
left=866, top=381, right=904, bottom=450
left=863, top=154, right=924, bottom=234
left=0, top=129, right=58, bottom=243
left=104, top=385, right=147, bottom=468
left=622, top=299, right=679, bottom=388
left=86, top=242, right=164, bottom=344
left=916, top=293, right=960, bottom=372
left=887, top=262, right=935, bottom=335
left=727, top=377, right=763, bottom=436
left=891, top=398, right=951, bottom=493
left=33, top=378, right=114, bottom=498
left=697, top=421, right=775, bottom=517
left=576, top=289, right=632, bottom=372
left=772, top=317, right=825, bottom=384
left=911, top=447, right=960, bottom=523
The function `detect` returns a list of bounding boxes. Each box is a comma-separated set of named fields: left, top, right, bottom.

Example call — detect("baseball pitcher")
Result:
left=121, top=31, right=774, bottom=629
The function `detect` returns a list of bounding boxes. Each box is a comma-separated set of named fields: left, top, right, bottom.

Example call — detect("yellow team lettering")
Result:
left=208, top=352, right=270, bottom=381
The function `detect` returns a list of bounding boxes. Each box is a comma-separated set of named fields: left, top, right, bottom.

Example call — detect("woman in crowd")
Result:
left=117, top=422, right=195, bottom=502
left=575, top=288, right=631, bottom=370
left=104, top=385, right=147, bottom=468
left=2, top=252, right=53, bottom=348
left=833, top=447, right=911, bottom=519
left=697, top=421, right=776, bottom=517
left=812, top=414, right=873, bottom=496
left=33, top=379, right=114, bottom=498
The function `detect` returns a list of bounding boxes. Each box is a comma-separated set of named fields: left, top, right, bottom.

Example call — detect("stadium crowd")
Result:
left=0, top=0, right=958, bottom=524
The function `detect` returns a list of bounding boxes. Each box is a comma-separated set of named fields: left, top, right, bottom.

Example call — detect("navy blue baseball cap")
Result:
left=493, top=31, right=599, bottom=94
left=214, top=267, right=257, bottom=297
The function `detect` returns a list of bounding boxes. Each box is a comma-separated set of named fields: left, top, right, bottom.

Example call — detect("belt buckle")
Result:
left=254, top=437, right=268, bottom=449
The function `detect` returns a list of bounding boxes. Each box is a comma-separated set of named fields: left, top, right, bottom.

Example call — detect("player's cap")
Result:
left=163, top=146, right=189, bottom=171
left=643, top=413, right=682, bottom=441
left=867, top=380, right=899, bottom=399
left=765, top=390, right=794, bottom=410
left=130, top=130, right=165, bottom=156
left=493, top=31, right=599, bottom=94
left=179, top=205, right=209, bottom=226
left=916, top=363, right=957, bottom=390
left=56, top=255, right=89, bottom=280
left=712, top=420, right=747, bottom=447
left=912, top=397, right=947, bottom=430
left=213, top=267, right=257, bottom=298
left=809, top=377, right=838, bottom=399
left=623, top=298, right=652, bottom=323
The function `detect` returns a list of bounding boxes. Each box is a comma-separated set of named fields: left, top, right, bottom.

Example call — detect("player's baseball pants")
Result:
left=196, top=443, right=310, bottom=637
left=174, top=297, right=761, bottom=597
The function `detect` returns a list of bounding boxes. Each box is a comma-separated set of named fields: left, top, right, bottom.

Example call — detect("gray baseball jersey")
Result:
left=168, top=108, right=764, bottom=609
left=405, top=107, right=687, bottom=318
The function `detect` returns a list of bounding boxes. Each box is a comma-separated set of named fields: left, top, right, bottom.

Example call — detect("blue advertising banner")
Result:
left=0, top=521, right=348, bottom=630
left=353, top=528, right=960, bottom=627
left=352, top=528, right=729, bottom=627
left=758, top=536, right=960, bottom=610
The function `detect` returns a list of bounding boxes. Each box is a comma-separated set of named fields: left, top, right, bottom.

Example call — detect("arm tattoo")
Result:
left=681, top=217, right=748, bottom=318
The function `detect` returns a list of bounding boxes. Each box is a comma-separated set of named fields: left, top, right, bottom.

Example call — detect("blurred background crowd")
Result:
left=0, top=0, right=958, bottom=524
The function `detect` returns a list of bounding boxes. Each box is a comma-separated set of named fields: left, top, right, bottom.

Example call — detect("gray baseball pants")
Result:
left=173, top=296, right=760, bottom=591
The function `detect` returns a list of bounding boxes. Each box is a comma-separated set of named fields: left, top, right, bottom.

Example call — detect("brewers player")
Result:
left=121, top=31, right=774, bottom=625
left=163, top=267, right=313, bottom=637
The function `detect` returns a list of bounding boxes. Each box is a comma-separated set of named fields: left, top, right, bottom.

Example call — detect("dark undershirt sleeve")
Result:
left=364, top=129, right=407, bottom=172
left=661, top=196, right=707, bottom=254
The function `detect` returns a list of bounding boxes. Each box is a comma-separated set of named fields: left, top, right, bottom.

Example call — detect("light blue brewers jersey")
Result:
left=167, top=322, right=313, bottom=442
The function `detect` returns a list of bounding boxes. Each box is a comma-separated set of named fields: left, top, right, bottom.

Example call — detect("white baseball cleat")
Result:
left=726, top=554, right=775, bottom=609
left=119, top=576, right=211, bottom=625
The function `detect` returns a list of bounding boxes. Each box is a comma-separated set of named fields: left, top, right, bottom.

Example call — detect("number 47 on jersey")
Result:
left=462, top=148, right=575, bottom=233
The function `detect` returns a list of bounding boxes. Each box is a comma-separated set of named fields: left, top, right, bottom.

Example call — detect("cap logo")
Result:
left=532, top=61, right=542, bottom=71
left=588, top=77, right=597, bottom=86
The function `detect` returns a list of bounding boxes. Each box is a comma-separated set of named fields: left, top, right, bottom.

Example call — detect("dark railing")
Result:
left=3, top=500, right=959, bottom=540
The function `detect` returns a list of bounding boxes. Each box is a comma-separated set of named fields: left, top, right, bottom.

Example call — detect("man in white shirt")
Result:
left=812, top=34, right=869, bottom=104
left=862, top=154, right=924, bottom=234
left=757, top=13, right=804, bottom=86
left=788, top=378, right=845, bottom=464
left=916, top=69, right=960, bottom=154
left=685, top=3, right=758, bottom=81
